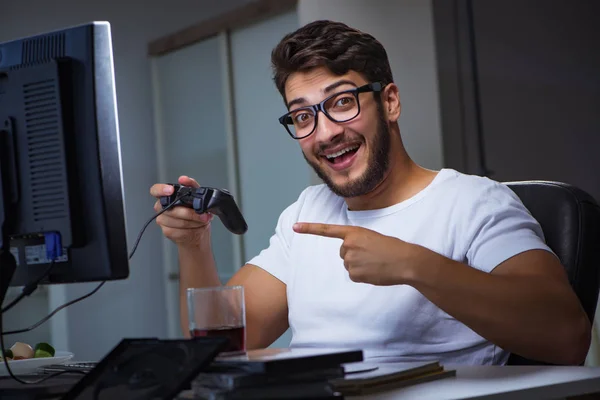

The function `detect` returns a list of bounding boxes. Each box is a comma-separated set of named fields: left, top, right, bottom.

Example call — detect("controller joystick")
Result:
left=160, top=184, right=248, bottom=235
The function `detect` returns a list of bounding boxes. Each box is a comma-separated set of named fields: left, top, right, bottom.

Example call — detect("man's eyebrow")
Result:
left=324, top=79, right=357, bottom=94
left=286, top=80, right=358, bottom=109
left=287, top=97, right=307, bottom=110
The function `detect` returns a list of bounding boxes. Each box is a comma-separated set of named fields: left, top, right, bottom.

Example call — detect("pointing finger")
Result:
left=293, top=223, right=351, bottom=239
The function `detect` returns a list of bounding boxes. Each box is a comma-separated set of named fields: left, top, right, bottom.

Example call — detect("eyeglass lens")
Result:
left=286, top=91, right=359, bottom=138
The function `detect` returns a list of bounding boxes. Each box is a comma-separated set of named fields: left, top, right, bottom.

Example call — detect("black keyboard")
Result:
left=40, top=361, right=97, bottom=374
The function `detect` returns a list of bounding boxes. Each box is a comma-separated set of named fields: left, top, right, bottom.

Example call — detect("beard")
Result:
left=303, top=107, right=391, bottom=198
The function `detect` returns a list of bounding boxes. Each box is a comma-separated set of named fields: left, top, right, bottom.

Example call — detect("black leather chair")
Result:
left=504, top=181, right=600, bottom=365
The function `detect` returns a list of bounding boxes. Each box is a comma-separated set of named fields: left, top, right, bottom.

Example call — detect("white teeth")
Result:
left=325, top=145, right=359, bottom=159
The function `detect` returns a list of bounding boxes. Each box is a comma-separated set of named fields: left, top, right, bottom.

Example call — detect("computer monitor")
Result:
left=0, top=21, right=129, bottom=297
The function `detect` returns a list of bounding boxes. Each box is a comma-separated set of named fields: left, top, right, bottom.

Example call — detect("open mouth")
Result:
left=321, top=144, right=361, bottom=170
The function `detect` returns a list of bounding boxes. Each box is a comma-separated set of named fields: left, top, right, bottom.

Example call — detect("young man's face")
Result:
left=284, top=67, right=391, bottom=198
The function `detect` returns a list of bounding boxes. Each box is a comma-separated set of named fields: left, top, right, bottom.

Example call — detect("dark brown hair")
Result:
left=271, top=20, right=394, bottom=101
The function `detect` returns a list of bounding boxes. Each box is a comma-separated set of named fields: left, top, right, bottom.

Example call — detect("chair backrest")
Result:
left=504, top=181, right=600, bottom=365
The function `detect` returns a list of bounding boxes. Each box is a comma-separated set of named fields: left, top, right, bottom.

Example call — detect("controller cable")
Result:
left=0, top=194, right=185, bottom=384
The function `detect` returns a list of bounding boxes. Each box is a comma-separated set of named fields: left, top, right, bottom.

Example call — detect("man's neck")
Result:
left=344, top=144, right=438, bottom=212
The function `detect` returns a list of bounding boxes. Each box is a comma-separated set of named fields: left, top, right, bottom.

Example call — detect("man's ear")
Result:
left=382, top=83, right=401, bottom=122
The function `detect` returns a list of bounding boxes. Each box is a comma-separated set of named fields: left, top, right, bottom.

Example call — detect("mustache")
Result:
left=315, top=135, right=364, bottom=155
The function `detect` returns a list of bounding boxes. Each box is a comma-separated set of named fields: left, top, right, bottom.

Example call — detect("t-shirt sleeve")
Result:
left=464, top=182, right=554, bottom=273
left=245, top=192, right=304, bottom=285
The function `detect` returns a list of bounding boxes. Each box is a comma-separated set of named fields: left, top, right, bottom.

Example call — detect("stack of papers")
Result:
left=191, top=347, right=363, bottom=399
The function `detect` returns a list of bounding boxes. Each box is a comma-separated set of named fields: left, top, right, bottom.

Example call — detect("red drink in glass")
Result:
left=190, top=325, right=245, bottom=352
left=188, top=286, right=246, bottom=353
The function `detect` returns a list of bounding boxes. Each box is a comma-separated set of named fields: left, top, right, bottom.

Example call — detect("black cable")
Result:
left=3, top=281, right=105, bottom=336
left=3, top=195, right=182, bottom=336
left=1, top=259, right=57, bottom=314
left=0, top=194, right=184, bottom=384
left=0, top=281, right=105, bottom=384
left=127, top=196, right=182, bottom=260
left=0, top=337, right=87, bottom=385
left=2, top=293, right=26, bottom=315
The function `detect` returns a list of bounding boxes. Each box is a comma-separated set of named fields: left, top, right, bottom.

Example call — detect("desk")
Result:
left=3, top=365, right=600, bottom=399
left=350, top=365, right=600, bottom=400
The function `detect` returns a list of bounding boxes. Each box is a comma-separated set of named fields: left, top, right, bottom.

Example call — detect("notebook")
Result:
left=332, top=361, right=456, bottom=395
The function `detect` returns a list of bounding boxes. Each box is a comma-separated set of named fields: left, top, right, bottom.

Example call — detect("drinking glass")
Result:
left=187, top=286, right=246, bottom=352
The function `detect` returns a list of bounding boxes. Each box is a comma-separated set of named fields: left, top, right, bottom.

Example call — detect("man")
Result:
left=150, top=20, right=590, bottom=365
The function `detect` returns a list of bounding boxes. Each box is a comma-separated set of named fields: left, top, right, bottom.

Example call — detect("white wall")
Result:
left=298, top=0, right=444, bottom=177
left=0, top=0, right=253, bottom=360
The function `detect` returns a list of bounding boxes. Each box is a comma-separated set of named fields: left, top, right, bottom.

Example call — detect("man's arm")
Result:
left=406, top=247, right=591, bottom=365
left=177, top=235, right=221, bottom=336
left=178, top=235, right=289, bottom=349
left=227, top=264, right=289, bottom=349
left=293, top=222, right=591, bottom=365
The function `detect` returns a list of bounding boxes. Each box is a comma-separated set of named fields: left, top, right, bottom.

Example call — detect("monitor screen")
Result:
left=0, top=21, right=129, bottom=289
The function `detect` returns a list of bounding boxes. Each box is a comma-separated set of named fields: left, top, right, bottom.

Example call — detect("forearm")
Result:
left=405, top=247, right=590, bottom=364
left=178, top=229, right=221, bottom=336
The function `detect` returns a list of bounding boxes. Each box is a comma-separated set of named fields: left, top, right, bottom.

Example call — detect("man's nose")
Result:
left=313, top=112, right=344, bottom=143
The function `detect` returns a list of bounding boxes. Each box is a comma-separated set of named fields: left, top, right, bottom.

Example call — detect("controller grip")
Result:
left=207, top=192, right=248, bottom=235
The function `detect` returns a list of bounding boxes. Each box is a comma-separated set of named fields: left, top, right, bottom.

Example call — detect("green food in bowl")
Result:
left=34, top=342, right=55, bottom=358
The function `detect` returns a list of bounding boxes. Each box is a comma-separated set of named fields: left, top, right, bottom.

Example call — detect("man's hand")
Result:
left=150, top=175, right=213, bottom=247
left=293, top=222, right=420, bottom=285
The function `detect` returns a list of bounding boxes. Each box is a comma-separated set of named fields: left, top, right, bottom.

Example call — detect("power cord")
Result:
left=1, top=260, right=57, bottom=314
left=0, top=194, right=183, bottom=384
left=1, top=236, right=65, bottom=384
left=0, top=283, right=104, bottom=384
left=3, top=281, right=105, bottom=336
left=127, top=197, right=181, bottom=260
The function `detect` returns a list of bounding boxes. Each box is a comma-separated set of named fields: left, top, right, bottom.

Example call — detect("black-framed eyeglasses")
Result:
left=278, top=82, right=383, bottom=140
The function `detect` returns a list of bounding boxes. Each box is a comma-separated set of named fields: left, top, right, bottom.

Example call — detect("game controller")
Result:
left=160, top=184, right=248, bottom=235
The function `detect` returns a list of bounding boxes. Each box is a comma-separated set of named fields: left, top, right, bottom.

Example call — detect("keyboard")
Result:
left=40, top=361, right=97, bottom=374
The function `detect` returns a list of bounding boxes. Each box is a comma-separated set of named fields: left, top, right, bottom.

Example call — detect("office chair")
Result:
left=504, top=181, right=600, bottom=365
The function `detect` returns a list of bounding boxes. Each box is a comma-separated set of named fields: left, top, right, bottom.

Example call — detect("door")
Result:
left=230, top=10, right=303, bottom=347
left=151, top=34, right=241, bottom=338
left=151, top=9, right=307, bottom=346
left=472, top=0, right=600, bottom=194
left=435, top=0, right=600, bottom=195
left=434, top=0, right=600, bottom=363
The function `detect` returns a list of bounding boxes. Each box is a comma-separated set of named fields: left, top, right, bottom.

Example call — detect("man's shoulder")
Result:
left=436, top=169, right=531, bottom=228
left=439, top=168, right=516, bottom=201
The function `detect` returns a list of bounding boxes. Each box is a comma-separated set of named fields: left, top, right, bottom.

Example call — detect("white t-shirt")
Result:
left=247, top=168, right=552, bottom=365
